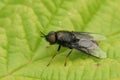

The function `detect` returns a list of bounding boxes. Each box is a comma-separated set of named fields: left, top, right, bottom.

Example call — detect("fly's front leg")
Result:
left=47, top=45, right=61, bottom=66
left=64, top=49, right=73, bottom=66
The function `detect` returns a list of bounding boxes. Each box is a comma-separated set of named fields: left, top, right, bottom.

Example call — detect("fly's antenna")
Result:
left=40, top=31, right=46, bottom=37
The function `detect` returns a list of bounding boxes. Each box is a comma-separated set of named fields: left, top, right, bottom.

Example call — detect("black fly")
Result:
left=41, top=31, right=107, bottom=66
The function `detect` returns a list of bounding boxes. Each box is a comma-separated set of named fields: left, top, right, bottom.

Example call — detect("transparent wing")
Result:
left=73, top=32, right=106, bottom=40
left=72, top=39, right=107, bottom=58
left=89, top=33, right=106, bottom=40
left=89, top=47, right=107, bottom=58
left=77, top=47, right=107, bottom=58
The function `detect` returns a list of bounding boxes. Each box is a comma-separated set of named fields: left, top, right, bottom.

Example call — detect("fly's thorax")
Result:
left=56, top=31, right=76, bottom=43
left=45, top=31, right=57, bottom=44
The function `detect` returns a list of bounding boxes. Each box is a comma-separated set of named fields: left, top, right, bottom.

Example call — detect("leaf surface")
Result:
left=0, top=0, right=120, bottom=80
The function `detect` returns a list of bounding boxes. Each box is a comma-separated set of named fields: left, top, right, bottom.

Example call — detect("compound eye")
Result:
left=49, top=34, right=56, bottom=44
left=46, top=32, right=56, bottom=44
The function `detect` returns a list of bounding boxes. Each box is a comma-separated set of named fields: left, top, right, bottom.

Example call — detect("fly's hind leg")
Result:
left=47, top=45, right=61, bottom=66
left=64, top=49, right=73, bottom=66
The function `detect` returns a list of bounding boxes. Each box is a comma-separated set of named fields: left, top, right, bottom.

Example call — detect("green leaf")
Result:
left=0, top=0, right=120, bottom=80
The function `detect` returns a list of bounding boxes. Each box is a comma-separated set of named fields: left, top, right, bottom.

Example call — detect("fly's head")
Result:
left=46, top=31, right=57, bottom=44
left=40, top=31, right=56, bottom=45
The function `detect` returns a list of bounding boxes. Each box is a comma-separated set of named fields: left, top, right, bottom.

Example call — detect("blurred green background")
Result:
left=0, top=0, right=120, bottom=80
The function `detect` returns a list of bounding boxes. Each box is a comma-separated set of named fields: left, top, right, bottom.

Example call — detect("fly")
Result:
left=41, top=31, right=107, bottom=66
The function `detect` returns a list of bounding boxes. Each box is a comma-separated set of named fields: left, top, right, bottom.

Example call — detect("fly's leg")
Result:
left=47, top=45, right=61, bottom=66
left=46, top=45, right=51, bottom=48
left=64, top=49, right=73, bottom=66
